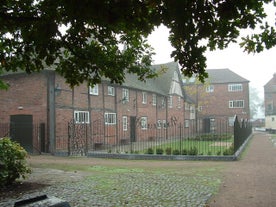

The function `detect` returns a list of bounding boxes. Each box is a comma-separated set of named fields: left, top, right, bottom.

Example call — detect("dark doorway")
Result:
left=130, top=116, right=136, bottom=142
left=10, top=115, right=33, bottom=153
left=203, top=118, right=211, bottom=133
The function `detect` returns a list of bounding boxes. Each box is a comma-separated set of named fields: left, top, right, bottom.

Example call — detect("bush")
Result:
left=181, top=149, right=188, bottom=155
left=165, top=147, right=172, bottom=155
left=223, top=145, right=234, bottom=156
left=0, top=137, right=31, bottom=186
left=188, top=146, right=198, bottom=155
left=156, top=148, right=164, bottom=155
left=146, top=148, right=154, bottom=154
left=172, top=149, right=180, bottom=155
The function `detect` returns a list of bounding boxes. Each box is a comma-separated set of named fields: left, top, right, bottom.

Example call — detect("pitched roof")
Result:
left=206, top=69, right=249, bottom=84
left=122, top=61, right=182, bottom=96
left=264, top=73, right=276, bottom=92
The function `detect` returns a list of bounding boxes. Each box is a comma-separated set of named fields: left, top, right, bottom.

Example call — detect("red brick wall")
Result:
left=0, top=72, right=48, bottom=152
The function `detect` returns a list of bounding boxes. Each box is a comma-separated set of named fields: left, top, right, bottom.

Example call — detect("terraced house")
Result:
left=183, top=68, right=250, bottom=133
left=0, top=62, right=194, bottom=154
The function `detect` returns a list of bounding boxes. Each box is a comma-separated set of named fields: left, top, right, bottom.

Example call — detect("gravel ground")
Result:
left=1, top=165, right=220, bottom=207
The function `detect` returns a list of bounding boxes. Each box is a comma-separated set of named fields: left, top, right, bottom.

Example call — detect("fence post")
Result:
left=234, top=116, right=240, bottom=152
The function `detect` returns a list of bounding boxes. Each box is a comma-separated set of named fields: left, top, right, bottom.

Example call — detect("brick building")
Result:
left=0, top=62, right=194, bottom=154
left=264, top=73, right=276, bottom=131
left=184, top=68, right=250, bottom=132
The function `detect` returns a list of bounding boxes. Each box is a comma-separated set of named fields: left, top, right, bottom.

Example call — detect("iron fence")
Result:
left=68, top=117, right=251, bottom=156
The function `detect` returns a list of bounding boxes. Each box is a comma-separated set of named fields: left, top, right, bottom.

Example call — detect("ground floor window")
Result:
left=74, top=111, right=90, bottom=124
left=141, top=117, right=148, bottom=130
left=105, top=113, right=116, bottom=125
left=122, top=116, right=128, bottom=131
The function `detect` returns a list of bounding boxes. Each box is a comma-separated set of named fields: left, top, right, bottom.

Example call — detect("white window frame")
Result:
left=177, top=96, right=181, bottom=108
left=162, top=120, right=167, bottom=128
left=74, top=111, right=90, bottom=124
left=89, top=84, right=99, bottom=95
left=122, top=88, right=129, bottom=103
left=104, top=113, right=116, bottom=125
left=228, top=116, right=235, bottom=127
left=141, top=117, right=148, bottom=130
left=184, top=120, right=189, bottom=128
left=108, top=86, right=115, bottom=96
left=122, top=116, right=128, bottom=131
left=206, top=85, right=214, bottom=93
left=142, top=92, right=147, bottom=104
left=152, top=94, right=157, bottom=106
left=168, top=96, right=173, bottom=108
left=157, top=120, right=162, bottom=129
left=229, top=100, right=244, bottom=108
left=228, top=84, right=243, bottom=92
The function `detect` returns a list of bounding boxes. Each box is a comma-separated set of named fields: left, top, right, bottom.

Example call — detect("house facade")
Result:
left=0, top=62, right=194, bottom=154
left=264, top=73, right=276, bottom=131
left=183, top=69, right=250, bottom=132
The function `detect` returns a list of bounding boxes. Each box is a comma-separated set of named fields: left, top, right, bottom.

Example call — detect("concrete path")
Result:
left=208, top=132, right=276, bottom=207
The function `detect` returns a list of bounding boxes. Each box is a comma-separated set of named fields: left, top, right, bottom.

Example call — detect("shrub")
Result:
left=0, top=137, right=31, bottom=186
left=165, top=147, right=172, bottom=155
left=188, top=146, right=198, bottom=155
left=156, top=148, right=164, bottom=155
left=172, top=149, right=180, bottom=155
left=181, top=149, right=188, bottom=155
left=223, top=145, right=234, bottom=156
left=146, top=148, right=154, bottom=154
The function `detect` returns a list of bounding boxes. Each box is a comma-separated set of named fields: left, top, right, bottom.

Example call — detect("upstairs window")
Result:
left=108, top=86, right=115, bottom=96
left=152, top=94, right=157, bottom=106
left=122, top=88, right=129, bottom=103
left=168, top=96, right=173, bottom=108
left=89, top=84, right=99, bottom=95
left=228, top=84, right=243, bottom=92
left=74, top=111, right=90, bottom=124
left=206, top=85, right=214, bottom=93
left=142, top=92, right=147, bottom=104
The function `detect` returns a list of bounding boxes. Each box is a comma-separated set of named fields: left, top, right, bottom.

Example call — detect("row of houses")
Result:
left=0, top=62, right=250, bottom=154
left=264, top=73, right=276, bottom=131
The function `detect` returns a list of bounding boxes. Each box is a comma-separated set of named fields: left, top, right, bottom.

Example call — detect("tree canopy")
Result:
left=1, top=0, right=276, bottom=88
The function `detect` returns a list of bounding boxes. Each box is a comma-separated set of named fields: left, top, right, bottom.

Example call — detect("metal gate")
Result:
left=68, top=120, right=88, bottom=156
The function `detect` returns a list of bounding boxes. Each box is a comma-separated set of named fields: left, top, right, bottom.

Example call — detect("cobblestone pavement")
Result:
left=1, top=166, right=220, bottom=207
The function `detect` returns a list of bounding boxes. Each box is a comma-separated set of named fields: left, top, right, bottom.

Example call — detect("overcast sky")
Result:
left=147, top=4, right=276, bottom=102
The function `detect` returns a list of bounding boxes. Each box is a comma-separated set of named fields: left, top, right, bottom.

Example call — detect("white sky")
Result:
left=147, top=4, right=276, bottom=102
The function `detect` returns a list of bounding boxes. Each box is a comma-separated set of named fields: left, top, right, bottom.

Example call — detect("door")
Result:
left=203, top=118, right=211, bottom=133
left=130, top=116, right=136, bottom=142
left=10, top=115, right=33, bottom=153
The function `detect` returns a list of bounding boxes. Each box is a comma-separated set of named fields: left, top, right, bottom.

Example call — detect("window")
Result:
left=104, top=113, right=116, bottom=125
left=177, top=97, right=181, bottom=108
left=185, top=103, right=190, bottom=111
left=168, top=96, right=173, bottom=108
left=89, top=84, right=99, bottom=95
left=228, top=116, right=235, bottom=126
left=229, top=100, right=244, bottom=108
left=162, top=120, right=167, bottom=128
left=108, top=86, right=115, bottom=96
left=74, top=111, right=90, bottom=124
left=157, top=120, right=162, bottom=129
left=122, top=116, right=128, bottom=131
left=140, top=117, right=147, bottom=130
left=122, top=88, right=129, bottom=103
left=228, top=84, right=243, bottom=92
left=206, top=85, right=214, bottom=93
left=142, top=92, right=147, bottom=104
left=152, top=94, right=156, bottom=106
left=161, top=98, right=166, bottom=108
left=184, top=120, right=189, bottom=128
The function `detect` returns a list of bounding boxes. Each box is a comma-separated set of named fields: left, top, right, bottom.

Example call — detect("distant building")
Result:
left=264, top=73, right=276, bottom=131
left=183, top=68, right=250, bottom=132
